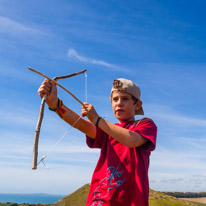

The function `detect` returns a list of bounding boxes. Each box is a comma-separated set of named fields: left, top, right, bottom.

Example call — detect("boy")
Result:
left=38, top=78, right=157, bottom=206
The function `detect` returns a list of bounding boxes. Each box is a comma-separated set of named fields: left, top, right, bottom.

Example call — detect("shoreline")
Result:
left=0, top=193, right=64, bottom=204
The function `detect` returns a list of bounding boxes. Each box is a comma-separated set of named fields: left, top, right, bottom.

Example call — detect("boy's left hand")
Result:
left=81, top=103, right=99, bottom=124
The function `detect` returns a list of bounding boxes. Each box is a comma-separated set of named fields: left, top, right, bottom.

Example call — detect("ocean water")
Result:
left=0, top=193, right=65, bottom=204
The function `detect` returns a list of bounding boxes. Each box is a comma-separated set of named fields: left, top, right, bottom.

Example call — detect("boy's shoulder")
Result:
left=134, top=117, right=155, bottom=126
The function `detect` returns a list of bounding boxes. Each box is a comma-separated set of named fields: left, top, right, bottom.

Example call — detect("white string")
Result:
left=38, top=116, right=81, bottom=168
left=85, top=71, right=87, bottom=102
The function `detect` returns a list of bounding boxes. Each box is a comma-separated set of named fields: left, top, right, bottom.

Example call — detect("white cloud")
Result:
left=145, top=104, right=206, bottom=128
left=0, top=109, right=36, bottom=127
left=149, top=143, right=206, bottom=192
left=0, top=16, right=44, bottom=35
left=0, top=124, right=100, bottom=167
left=150, top=172, right=206, bottom=192
left=0, top=66, right=40, bottom=82
left=156, top=112, right=206, bottom=128
left=151, top=146, right=206, bottom=171
left=68, top=49, right=129, bottom=72
left=0, top=165, right=93, bottom=194
left=178, top=137, right=206, bottom=151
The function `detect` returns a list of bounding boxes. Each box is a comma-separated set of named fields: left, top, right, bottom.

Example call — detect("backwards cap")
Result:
left=111, top=78, right=144, bottom=115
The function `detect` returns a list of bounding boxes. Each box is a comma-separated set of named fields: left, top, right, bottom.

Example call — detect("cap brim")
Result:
left=135, top=107, right=144, bottom=115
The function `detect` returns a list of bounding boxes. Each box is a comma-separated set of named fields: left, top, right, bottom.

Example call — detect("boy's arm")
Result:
left=82, top=104, right=147, bottom=148
left=38, top=79, right=96, bottom=138
left=97, top=118, right=147, bottom=148
left=59, top=104, right=97, bottom=138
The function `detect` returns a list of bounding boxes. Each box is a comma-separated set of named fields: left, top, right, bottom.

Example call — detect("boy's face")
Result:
left=111, top=91, right=142, bottom=123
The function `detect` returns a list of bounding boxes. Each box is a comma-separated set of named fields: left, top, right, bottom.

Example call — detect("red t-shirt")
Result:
left=86, top=118, right=157, bottom=206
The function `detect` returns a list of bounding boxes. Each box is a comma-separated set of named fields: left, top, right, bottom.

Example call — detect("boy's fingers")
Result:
left=83, top=102, right=89, bottom=107
left=38, top=80, right=53, bottom=97
left=44, top=78, right=50, bottom=84
left=40, top=83, right=51, bottom=92
left=38, top=88, right=49, bottom=97
left=83, top=103, right=93, bottom=110
left=81, top=110, right=87, bottom=117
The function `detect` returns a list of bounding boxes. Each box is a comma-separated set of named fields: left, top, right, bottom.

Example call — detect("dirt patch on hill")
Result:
left=180, top=197, right=206, bottom=204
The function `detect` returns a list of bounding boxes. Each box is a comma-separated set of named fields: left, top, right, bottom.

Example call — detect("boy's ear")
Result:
left=135, top=100, right=142, bottom=111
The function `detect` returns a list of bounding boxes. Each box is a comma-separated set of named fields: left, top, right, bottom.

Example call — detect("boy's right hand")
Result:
left=38, top=79, right=58, bottom=109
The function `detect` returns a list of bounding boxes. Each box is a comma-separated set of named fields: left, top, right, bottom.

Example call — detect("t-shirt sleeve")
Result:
left=134, top=119, right=157, bottom=151
left=86, top=127, right=104, bottom=149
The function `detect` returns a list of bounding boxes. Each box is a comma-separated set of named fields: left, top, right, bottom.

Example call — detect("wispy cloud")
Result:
left=0, top=16, right=44, bottom=35
left=0, top=106, right=37, bottom=128
left=150, top=146, right=206, bottom=192
left=151, top=146, right=206, bottom=171
left=157, top=112, right=206, bottom=128
left=0, top=66, right=41, bottom=82
left=150, top=173, right=206, bottom=192
left=68, top=49, right=129, bottom=72
left=146, top=104, right=206, bottom=128
left=147, top=104, right=206, bottom=192
left=178, top=137, right=206, bottom=151
left=0, top=164, right=93, bottom=194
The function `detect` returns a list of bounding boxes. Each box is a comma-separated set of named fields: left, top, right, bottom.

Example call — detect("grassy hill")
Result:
left=54, top=184, right=206, bottom=206
left=54, top=184, right=90, bottom=206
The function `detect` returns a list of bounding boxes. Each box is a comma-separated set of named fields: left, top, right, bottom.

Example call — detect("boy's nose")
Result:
left=117, top=99, right=123, bottom=106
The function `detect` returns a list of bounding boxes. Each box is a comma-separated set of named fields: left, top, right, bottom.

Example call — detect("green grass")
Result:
left=54, top=185, right=206, bottom=206
left=149, top=189, right=195, bottom=206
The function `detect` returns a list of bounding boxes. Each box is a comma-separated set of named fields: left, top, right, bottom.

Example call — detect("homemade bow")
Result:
left=28, top=67, right=87, bottom=170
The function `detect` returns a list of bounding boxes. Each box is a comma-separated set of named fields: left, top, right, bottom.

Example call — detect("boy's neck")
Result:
left=118, top=117, right=135, bottom=124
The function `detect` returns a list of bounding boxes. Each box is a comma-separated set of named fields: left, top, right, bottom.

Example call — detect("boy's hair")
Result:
left=111, top=78, right=144, bottom=115
left=131, top=95, right=138, bottom=104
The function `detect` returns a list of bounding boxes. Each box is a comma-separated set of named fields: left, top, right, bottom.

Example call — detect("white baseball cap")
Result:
left=111, top=78, right=144, bottom=115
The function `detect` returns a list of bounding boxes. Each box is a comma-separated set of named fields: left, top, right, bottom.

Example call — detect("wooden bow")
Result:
left=28, top=67, right=87, bottom=170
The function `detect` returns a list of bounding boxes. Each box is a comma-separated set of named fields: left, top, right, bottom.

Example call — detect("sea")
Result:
left=0, top=193, right=65, bottom=204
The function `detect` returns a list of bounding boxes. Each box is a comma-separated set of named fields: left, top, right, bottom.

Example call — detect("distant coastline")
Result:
left=0, top=193, right=65, bottom=204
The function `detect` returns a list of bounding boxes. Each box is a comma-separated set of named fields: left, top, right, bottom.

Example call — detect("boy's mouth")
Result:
left=116, top=109, right=124, bottom=113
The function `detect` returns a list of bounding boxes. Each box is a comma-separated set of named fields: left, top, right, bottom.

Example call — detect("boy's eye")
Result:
left=112, top=96, right=129, bottom=102
left=112, top=97, right=119, bottom=101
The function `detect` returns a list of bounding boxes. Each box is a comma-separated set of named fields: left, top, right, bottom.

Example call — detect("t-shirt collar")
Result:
left=116, top=119, right=135, bottom=127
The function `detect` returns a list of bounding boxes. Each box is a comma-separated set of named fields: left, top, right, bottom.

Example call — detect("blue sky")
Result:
left=0, top=0, right=206, bottom=195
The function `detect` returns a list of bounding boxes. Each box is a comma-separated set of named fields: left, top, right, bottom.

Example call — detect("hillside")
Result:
left=149, top=190, right=206, bottom=206
left=54, top=184, right=90, bottom=206
left=54, top=184, right=206, bottom=206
